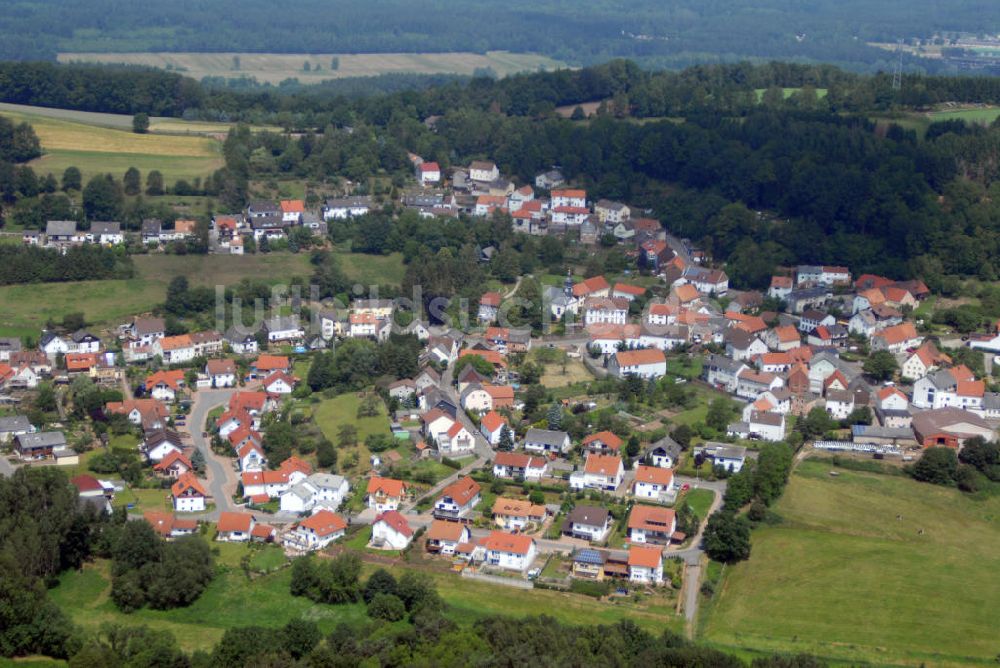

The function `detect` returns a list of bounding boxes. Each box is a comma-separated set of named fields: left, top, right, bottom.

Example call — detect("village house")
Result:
left=481, top=531, right=537, bottom=571
left=426, top=520, right=471, bottom=555
left=280, top=473, right=350, bottom=513
left=480, top=410, right=509, bottom=445
left=371, top=511, right=414, bottom=550
left=582, top=430, right=624, bottom=455
left=571, top=453, right=625, bottom=491
left=492, top=451, right=548, bottom=481
left=627, top=505, right=676, bottom=545
left=632, top=465, right=676, bottom=504
left=478, top=291, right=502, bottom=323
left=142, top=428, right=184, bottom=462
left=206, top=358, right=237, bottom=387
left=366, top=477, right=408, bottom=513
left=171, top=473, right=207, bottom=512
left=725, top=329, right=768, bottom=361
left=216, top=512, right=255, bottom=542
left=870, top=322, right=922, bottom=353
left=323, top=196, right=373, bottom=220
left=795, top=265, right=851, bottom=286
left=283, top=510, right=347, bottom=552
left=628, top=544, right=665, bottom=585
left=144, top=511, right=198, bottom=539
left=609, top=348, right=667, bottom=379
left=695, top=443, right=748, bottom=473
left=563, top=505, right=612, bottom=542
left=902, top=341, right=950, bottom=381
left=492, top=497, right=547, bottom=531
left=433, top=476, right=481, bottom=520
left=153, top=450, right=193, bottom=479
left=523, top=427, right=571, bottom=454
left=145, top=369, right=186, bottom=402
left=0, top=415, right=35, bottom=444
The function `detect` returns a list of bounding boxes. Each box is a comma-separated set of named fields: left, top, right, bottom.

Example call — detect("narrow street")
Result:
left=183, top=388, right=238, bottom=518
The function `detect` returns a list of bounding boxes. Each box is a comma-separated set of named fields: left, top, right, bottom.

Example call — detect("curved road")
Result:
left=185, top=388, right=238, bottom=518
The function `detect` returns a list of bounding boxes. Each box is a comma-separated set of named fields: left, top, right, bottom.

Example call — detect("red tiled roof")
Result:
left=628, top=544, right=663, bottom=569
left=298, top=510, right=346, bottom=536
left=572, top=275, right=610, bottom=298
left=634, top=465, right=673, bottom=486
left=481, top=530, right=534, bottom=555
left=582, top=430, right=624, bottom=450
left=481, top=410, right=506, bottom=433
left=254, top=355, right=290, bottom=372
left=614, top=348, right=666, bottom=367
left=438, top=476, right=481, bottom=506
left=427, top=519, right=467, bottom=542
left=367, top=477, right=407, bottom=497
left=171, top=472, right=206, bottom=498
left=375, top=510, right=413, bottom=537
left=628, top=504, right=675, bottom=532
left=217, top=511, right=253, bottom=533
left=584, top=453, right=622, bottom=476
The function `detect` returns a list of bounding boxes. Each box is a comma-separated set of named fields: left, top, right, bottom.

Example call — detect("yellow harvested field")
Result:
left=58, top=51, right=566, bottom=84
left=0, top=108, right=218, bottom=158
left=0, top=105, right=224, bottom=184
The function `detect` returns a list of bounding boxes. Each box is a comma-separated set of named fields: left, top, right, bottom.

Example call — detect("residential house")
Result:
left=145, top=369, right=186, bottom=402
left=0, top=415, right=35, bottom=444
left=478, top=291, right=502, bottom=323
left=492, top=451, right=547, bottom=481
left=647, top=437, right=681, bottom=469
left=695, top=443, right=748, bottom=473
left=628, top=545, right=664, bottom=585
left=371, top=511, right=413, bottom=550
left=279, top=473, right=350, bottom=513
left=825, top=389, right=856, bottom=420
left=609, top=348, right=666, bottom=379
left=283, top=510, right=347, bottom=552
left=572, top=454, right=624, bottom=491
left=144, top=511, right=198, bottom=539
left=480, top=410, right=508, bottom=445
left=627, top=505, right=677, bottom=545
left=492, top=497, right=547, bottom=531
left=90, top=221, right=123, bottom=245
left=871, top=323, right=922, bottom=353
left=469, top=161, right=500, bottom=183
left=366, top=477, right=408, bottom=512
left=206, top=358, right=236, bottom=387
left=481, top=531, right=537, bottom=571
left=264, top=316, right=304, bottom=343
left=807, top=324, right=849, bottom=348
left=416, top=161, right=441, bottom=185
left=703, top=353, right=748, bottom=393
left=551, top=188, right=586, bottom=209
left=323, top=196, right=372, bottom=220
left=171, top=473, right=207, bottom=512
left=768, top=276, right=794, bottom=300
left=535, top=169, right=565, bottom=190
left=678, top=266, right=729, bottom=295
left=902, top=341, right=950, bottom=381
left=725, top=329, right=768, bottom=361
left=582, top=430, right=624, bottom=455
left=216, top=512, right=255, bottom=542
left=594, top=199, right=630, bottom=224
left=279, top=199, right=304, bottom=224
left=224, top=327, right=258, bottom=355
left=799, top=309, right=835, bottom=333
left=632, top=465, right=676, bottom=504
left=153, top=450, right=193, bottom=479
left=426, top=520, right=471, bottom=555
left=727, top=411, right=786, bottom=442
left=142, top=429, right=184, bottom=462
left=523, top=427, right=571, bottom=454
left=563, top=505, right=612, bottom=542
left=433, top=476, right=481, bottom=520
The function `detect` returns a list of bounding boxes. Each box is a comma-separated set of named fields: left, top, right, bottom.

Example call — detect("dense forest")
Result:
left=0, top=0, right=997, bottom=73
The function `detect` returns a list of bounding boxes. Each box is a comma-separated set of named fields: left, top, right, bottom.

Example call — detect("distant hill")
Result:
left=2, top=0, right=998, bottom=72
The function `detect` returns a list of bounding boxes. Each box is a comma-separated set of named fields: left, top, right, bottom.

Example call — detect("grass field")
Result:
left=311, top=393, right=391, bottom=474
left=335, top=251, right=406, bottom=287
left=700, top=459, right=1000, bottom=666
left=928, top=107, right=1000, bottom=125
left=0, top=251, right=400, bottom=339
left=0, top=105, right=223, bottom=186
left=49, top=551, right=682, bottom=654
left=754, top=87, right=828, bottom=102
left=58, top=51, right=566, bottom=85
left=680, top=488, right=715, bottom=519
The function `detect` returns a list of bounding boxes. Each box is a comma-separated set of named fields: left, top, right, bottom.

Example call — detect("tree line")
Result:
left=0, top=245, right=134, bottom=286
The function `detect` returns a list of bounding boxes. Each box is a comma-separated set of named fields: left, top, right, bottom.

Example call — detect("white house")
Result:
left=206, top=358, right=237, bottom=387
left=523, top=428, right=571, bottom=454
left=627, top=505, right=676, bottom=545
left=143, top=429, right=184, bottom=463
left=583, top=297, right=629, bottom=326
left=632, top=465, right=676, bottom=504
left=283, top=510, right=347, bottom=552
left=870, top=323, right=922, bottom=354
left=609, top=348, right=666, bottom=379
left=481, top=531, right=537, bottom=571
left=696, top=443, right=748, bottom=473
left=216, top=512, right=255, bottom=543
left=171, top=473, right=207, bottom=512
left=628, top=545, right=664, bottom=585
left=366, top=477, right=408, bottom=513
left=825, top=390, right=855, bottom=420
left=323, top=196, right=372, bottom=220
left=280, top=473, right=350, bottom=513
left=426, top=520, right=471, bottom=555
left=563, top=505, right=611, bottom=542
left=416, top=161, right=441, bottom=185
left=469, top=161, right=500, bottom=183
left=571, top=454, right=624, bottom=491
left=550, top=189, right=586, bottom=209
left=480, top=411, right=508, bottom=445
left=433, top=476, right=481, bottom=520
left=492, top=451, right=547, bottom=481
left=370, top=511, right=413, bottom=550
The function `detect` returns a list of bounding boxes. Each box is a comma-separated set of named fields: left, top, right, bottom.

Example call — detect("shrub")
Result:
left=367, top=593, right=406, bottom=621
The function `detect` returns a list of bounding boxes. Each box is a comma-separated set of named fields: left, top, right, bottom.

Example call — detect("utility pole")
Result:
left=891, top=39, right=903, bottom=91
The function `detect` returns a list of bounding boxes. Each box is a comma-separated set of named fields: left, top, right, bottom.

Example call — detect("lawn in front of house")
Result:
left=700, top=459, right=1000, bottom=666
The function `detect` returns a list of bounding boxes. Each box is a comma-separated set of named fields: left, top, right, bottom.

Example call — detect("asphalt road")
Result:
left=185, top=388, right=238, bottom=517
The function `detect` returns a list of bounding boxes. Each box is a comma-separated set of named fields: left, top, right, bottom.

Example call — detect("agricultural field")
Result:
left=0, top=104, right=224, bottom=186
left=927, top=106, right=1000, bottom=125
left=0, top=251, right=402, bottom=339
left=57, top=51, right=566, bottom=85
left=700, top=459, right=1000, bottom=666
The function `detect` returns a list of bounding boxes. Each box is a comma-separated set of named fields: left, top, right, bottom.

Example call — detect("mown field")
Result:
left=700, top=459, right=1000, bottom=666
left=57, top=51, right=565, bottom=85
left=0, top=105, right=224, bottom=186
left=0, top=251, right=405, bottom=339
